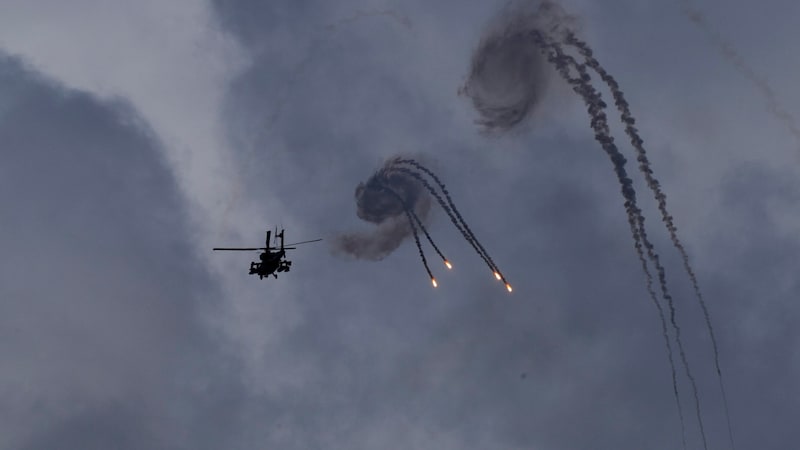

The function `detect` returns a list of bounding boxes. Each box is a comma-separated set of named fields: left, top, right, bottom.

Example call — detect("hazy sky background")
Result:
left=1, top=0, right=798, bottom=449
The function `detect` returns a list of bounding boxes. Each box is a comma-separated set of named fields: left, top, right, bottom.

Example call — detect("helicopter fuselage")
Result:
left=214, top=228, right=318, bottom=280
left=249, top=250, right=291, bottom=279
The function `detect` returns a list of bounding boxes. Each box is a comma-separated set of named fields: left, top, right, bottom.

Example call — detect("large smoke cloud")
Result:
left=335, top=159, right=430, bottom=261
left=459, top=1, right=577, bottom=132
left=459, top=2, right=736, bottom=448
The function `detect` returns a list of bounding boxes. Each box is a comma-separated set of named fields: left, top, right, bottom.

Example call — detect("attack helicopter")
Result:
left=213, top=228, right=321, bottom=279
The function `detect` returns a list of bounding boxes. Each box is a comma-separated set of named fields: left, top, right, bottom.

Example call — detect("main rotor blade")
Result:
left=284, top=238, right=323, bottom=246
left=213, top=247, right=268, bottom=251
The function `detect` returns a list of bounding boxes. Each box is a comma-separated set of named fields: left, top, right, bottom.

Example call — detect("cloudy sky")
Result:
left=1, top=0, right=798, bottom=449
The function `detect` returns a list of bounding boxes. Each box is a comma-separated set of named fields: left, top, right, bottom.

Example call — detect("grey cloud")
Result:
left=208, top=0, right=800, bottom=447
left=0, top=54, right=237, bottom=449
left=3, top=0, right=799, bottom=449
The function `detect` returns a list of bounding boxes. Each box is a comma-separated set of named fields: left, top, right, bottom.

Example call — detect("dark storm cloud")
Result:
left=51, top=1, right=797, bottom=449
left=19, top=403, right=155, bottom=450
left=210, top=0, right=410, bottom=51
left=211, top=0, right=423, bottom=240
left=222, top=1, right=797, bottom=448
left=0, top=54, right=237, bottom=449
left=210, top=0, right=319, bottom=50
left=678, top=0, right=800, bottom=150
left=240, top=140, right=710, bottom=450
left=701, top=163, right=800, bottom=450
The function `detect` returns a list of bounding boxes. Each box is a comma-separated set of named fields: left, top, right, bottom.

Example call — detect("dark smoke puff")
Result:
left=333, top=216, right=413, bottom=261
left=461, top=6, right=550, bottom=131
left=334, top=164, right=431, bottom=261
left=355, top=169, right=426, bottom=223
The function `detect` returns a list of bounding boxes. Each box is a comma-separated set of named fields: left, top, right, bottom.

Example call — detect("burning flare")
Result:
left=431, top=278, right=438, bottom=288
left=444, top=260, right=453, bottom=269
left=494, top=271, right=502, bottom=280
left=505, top=283, right=513, bottom=293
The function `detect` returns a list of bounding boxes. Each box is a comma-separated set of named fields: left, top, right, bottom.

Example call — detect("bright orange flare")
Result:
left=431, top=278, right=438, bottom=288
left=444, top=260, right=453, bottom=269
left=505, top=283, right=513, bottom=293
left=494, top=271, right=502, bottom=281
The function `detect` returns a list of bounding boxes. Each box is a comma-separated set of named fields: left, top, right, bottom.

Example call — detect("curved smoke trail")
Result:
left=565, top=30, right=736, bottom=449
left=338, top=157, right=511, bottom=291
left=533, top=33, right=706, bottom=449
left=390, top=158, right=507, bottom=282
left=334, top=160, right=430, bottom=261
left=459, top=2, right=740, bottom=447
left=384, top=164, right=511, bottom=289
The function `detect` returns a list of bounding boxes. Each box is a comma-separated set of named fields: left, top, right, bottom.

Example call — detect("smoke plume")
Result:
left=334, top=159, right=430, bottom=261
left=459, top=1, right=580, bottom=132
left=460, top=2, right=741, bottom=447
left=337, top=156, right=511, bottom=291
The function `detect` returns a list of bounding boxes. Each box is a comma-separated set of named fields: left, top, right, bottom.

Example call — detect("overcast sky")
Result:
left=1, top=0, right=798, bottom=449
